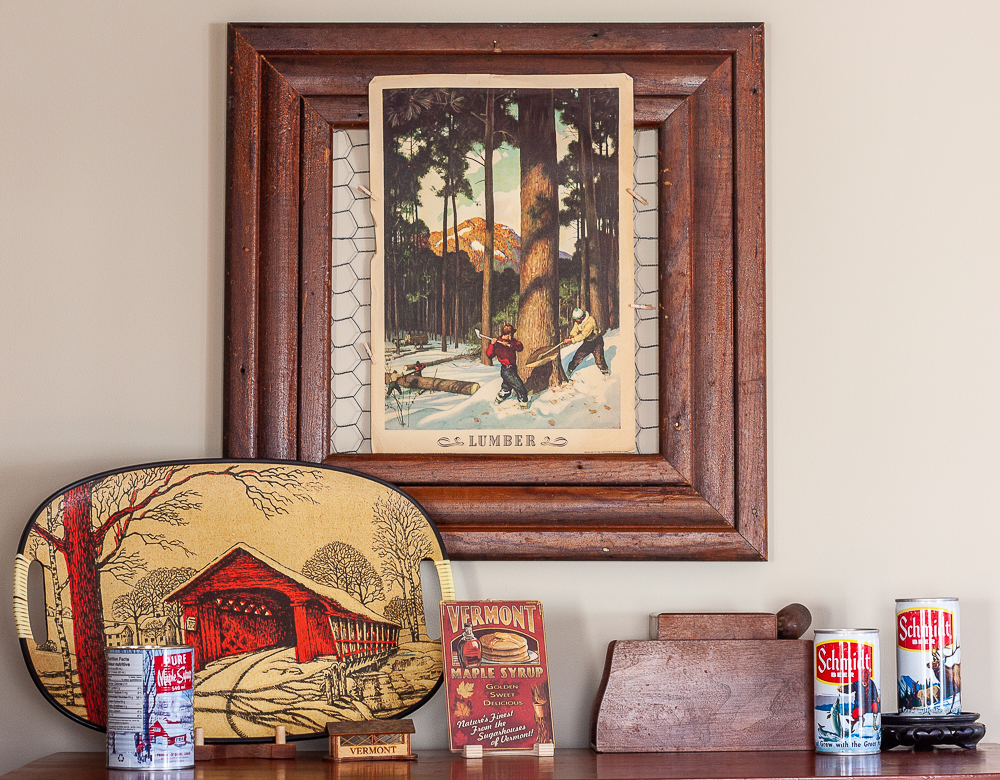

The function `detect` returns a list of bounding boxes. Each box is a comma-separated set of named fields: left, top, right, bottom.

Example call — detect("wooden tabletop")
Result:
left=5, top=747, right=1000, bottom=780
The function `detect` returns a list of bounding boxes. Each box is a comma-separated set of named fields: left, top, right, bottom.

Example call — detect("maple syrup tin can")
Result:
left=814, top=629, right=881, bottom=754
left=895, top=598, right=961, bottom=715
left=106, top=646, right=195, bottom=770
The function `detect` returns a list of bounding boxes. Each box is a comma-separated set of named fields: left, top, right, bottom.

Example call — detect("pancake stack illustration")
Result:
left=480, top=632, right=530, bottom=663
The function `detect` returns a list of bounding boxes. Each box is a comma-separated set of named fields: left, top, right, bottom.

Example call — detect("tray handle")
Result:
left=13, top=553, right=33, bottom=640
left=434, top=559, right=456, bottom=602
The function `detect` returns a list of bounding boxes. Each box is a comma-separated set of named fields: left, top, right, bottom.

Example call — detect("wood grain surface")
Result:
left=592, top=639, right=812, bottom=752
left=9, top=748, right=1000, bottom=780
left=649, top=612, right=777, bottom=640
left=195, top=744, right=296, bottom=761
left=223, top=23, right=767, bottom=561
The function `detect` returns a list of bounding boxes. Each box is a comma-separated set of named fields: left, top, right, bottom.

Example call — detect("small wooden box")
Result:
left=326, top=720, right=417, bottom=762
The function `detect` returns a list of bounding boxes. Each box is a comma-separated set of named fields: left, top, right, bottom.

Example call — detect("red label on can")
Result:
left=154, top=652, right=193, bottom=693
left=897, top=608, right=955, bottom=650
left=816, top=640, right=874, bottom=684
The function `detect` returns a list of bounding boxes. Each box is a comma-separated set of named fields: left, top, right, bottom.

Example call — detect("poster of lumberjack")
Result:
left=370, top=74, right=635, bottom=455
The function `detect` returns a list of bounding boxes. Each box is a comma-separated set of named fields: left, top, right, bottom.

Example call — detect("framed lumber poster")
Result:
left=223, top=23, right=767, bottom=561
left=370, top=74, right=635, bottom=455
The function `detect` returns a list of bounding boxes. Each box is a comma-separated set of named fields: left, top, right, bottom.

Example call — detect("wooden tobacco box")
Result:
left=592, top=613, right=813, bottom=752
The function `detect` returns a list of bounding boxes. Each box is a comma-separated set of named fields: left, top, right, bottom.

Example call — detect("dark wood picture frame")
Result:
left=223, top=23, right=766, bottom=561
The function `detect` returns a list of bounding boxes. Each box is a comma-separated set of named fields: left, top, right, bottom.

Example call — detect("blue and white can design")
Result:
left=814, top=629, right=881, bottom=754
left=106, top=646, right=195, bottom=770
left=896, top=598, right=961, bottom=716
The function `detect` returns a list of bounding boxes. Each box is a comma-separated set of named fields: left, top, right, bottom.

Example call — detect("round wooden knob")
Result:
left=776, top=603, right=812, bottom=639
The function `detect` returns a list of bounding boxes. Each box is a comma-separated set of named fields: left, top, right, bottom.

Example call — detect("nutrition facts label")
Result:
left=106, top=651, right=144, bottom=732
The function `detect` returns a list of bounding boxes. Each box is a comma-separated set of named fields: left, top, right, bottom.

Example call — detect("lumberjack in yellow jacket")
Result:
left=562, top=308, right=610, bottom=377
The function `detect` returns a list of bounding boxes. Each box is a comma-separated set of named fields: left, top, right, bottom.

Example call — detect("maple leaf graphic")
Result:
left=454, top=698, right=472, bottom=719
left=457, top=681, right=475, bottom=699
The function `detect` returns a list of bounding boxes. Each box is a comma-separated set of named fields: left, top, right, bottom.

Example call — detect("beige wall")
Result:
left=3, top=0, right=999, bottom=772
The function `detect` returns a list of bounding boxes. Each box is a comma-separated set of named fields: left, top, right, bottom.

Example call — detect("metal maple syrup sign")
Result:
left=439, top=601, right=553, bottom=752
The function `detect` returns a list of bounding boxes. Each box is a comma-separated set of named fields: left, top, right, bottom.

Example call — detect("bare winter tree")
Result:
left=112, top=590, right=154, bottom=645
left=372, top=494, right=432, bottom=642
left=383, top=595, right=423, bottom=633
left=27, top=503, right=76, bottom=705
left=134, top=567, right=197, bottom=643
left=30, top=463, right=326, bottom=725
left=301, top=541, right=386, bottom=607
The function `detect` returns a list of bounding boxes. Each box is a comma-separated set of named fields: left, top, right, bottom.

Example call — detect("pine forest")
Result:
left=381, top=86, right=621, bottom=392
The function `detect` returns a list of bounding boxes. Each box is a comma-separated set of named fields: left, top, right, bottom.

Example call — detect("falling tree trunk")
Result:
left=481, top=88, right=496, bottom=365
left=60, top=481, right=107, bottom=725
left=516, top=89, right=562, bottom=392
left=579, top=88, right=607, bottom=332
left=393, top=374, right=480, bottom=395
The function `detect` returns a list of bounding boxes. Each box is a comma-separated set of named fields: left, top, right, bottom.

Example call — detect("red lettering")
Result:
left=154, top=653, right=193, bottom=693
left=815, top=640, right=874, bottom=685
left=897, top=609, right=955, bottom=650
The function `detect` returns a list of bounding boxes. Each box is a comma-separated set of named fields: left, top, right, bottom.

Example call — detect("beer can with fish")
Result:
left=814, top=629, right=881, bottom=754
left=107, top=646, right=195, bottom=769
left=895, top=598, right=961, bottom=715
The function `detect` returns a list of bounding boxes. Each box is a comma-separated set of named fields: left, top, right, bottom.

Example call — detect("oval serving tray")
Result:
left=13, top=459, right=453, bottom=742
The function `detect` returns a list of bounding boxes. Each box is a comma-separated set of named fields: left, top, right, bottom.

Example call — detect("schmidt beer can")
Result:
left=107, top=646, right=195, bottom=769
left=814, top=629, right=881, bottom=754
left=895, top=598, right=961, bottom=715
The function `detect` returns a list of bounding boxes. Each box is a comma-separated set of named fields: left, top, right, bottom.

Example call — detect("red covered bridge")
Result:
left=167, top=544, right=400, bottom=671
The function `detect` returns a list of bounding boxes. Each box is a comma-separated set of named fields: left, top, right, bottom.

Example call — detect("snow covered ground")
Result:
left=384, top=329, right=625, bottom=431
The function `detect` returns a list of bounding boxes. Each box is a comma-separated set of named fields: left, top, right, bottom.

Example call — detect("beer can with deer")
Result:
left=895, top=598, right=961, bottom=715
left=814, top=629, right=881, bottom=754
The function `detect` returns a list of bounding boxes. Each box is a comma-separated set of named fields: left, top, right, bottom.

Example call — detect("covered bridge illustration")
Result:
left=167, top=543, right=400, bottom=671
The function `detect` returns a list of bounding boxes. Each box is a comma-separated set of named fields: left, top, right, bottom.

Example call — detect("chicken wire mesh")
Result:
left=330, top=128, right=659, bottom=454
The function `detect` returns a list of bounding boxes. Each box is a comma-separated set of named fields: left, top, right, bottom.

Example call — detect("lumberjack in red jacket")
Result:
left=485, top=323, right=529, bottom=406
